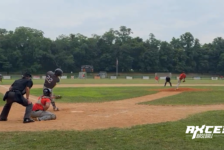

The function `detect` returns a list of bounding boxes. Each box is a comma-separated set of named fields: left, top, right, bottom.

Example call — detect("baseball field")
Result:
left=0, top=79, right=224, bottom=150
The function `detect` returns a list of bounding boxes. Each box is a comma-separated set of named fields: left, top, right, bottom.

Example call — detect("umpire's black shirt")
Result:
left=165, top=76, right=171, bottom=82
left=11, top=78, right=33, bottom=94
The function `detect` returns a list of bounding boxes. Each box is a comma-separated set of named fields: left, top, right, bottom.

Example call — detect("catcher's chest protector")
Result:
left=37, top=96, right=50, bottom=106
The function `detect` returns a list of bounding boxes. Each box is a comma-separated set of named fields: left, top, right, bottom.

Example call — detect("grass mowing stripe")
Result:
left=31, top=87, right=158, bottom=103
left=142, top=86, right=224, bottom=105
left=1, top=110, right=224, bottom=150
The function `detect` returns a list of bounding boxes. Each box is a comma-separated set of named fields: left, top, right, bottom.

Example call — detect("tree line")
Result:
left=0, top=26, right=224, bottom=74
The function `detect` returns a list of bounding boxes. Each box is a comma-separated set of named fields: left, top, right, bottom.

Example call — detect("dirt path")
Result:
left=0, top=84, right=223, bottom=132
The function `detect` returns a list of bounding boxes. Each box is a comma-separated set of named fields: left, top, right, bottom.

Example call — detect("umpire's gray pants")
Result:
left=31, top=110, right=56, bottom=121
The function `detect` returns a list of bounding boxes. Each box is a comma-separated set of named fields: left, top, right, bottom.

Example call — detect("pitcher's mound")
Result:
left=157, top=88, right=209, bottom=92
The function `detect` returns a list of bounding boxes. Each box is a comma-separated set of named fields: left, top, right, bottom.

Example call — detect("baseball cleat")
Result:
left=23, top=118, right=35, bottom=123
left=0, top=118, right=7, bottom=121
left=53, top=107, right=59, bottom=111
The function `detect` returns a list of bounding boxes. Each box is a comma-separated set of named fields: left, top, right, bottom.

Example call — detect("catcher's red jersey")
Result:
left=32, top=96, right=51, bottom=111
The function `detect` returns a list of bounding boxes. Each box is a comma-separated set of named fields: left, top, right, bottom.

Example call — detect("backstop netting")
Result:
left=99, top=71, right=107, bottom=79
left=78, top=72, right=87, bottom=79
left=155, top=73, right=172, bottom=80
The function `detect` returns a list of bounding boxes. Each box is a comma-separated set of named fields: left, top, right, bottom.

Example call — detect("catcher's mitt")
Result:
left=54, top=95, right=62, bottom=99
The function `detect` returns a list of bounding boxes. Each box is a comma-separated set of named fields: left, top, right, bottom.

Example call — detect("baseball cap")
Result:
left=23, top=72, right=32, bottom=78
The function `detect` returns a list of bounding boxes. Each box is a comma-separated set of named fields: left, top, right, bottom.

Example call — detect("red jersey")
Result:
left=179, top=73, right=186, bottom=80
left=32, top=96, right=51, bottom=111
left=155, top=76, right=159, bottom=80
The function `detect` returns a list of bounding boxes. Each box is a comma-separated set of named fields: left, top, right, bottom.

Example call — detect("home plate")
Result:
left=71, top=111, right=84, bottom=113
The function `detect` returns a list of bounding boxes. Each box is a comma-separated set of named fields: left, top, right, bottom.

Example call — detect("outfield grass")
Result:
left=1, top=78, right=224, bottom=85
left=142, top=86, right=224, bottom=105
left=31, top=87, right=158, bottom=103
left=0, top=110, right=224, bottom=150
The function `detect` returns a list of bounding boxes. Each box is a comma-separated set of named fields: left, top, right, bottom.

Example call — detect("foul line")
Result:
left=0, top=85, right=37, bottom=101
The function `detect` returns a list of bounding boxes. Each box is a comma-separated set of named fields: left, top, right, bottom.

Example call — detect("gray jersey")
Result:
left=44, top=71, right=59, bottom=89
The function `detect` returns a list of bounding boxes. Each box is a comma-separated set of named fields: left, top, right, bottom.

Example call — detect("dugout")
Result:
left=99, top=71, right=107, bottom=78
left=81, top=65, right=94, bottom=73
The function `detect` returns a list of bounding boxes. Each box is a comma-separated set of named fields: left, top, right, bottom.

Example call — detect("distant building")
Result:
left=81, top=65, right=94, bottom=73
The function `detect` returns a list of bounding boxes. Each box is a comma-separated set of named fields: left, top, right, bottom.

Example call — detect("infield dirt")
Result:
left=0, top=84, right=223, bottom=131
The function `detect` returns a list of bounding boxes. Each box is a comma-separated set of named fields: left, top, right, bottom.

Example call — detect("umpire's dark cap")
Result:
left=23, top=72, right=32, bottom=78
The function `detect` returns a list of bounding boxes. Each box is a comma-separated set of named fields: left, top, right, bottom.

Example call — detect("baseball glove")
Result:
left=54, top=95, right=62, bottom=99
left=183, top=80, right=185, bottom=82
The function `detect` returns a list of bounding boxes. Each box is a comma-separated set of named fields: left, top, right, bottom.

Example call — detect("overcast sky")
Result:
left=1, top=0, right=224, bottom=44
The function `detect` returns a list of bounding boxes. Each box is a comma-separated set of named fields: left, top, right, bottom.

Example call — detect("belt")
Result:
left=10, top=90, right=21, bottom=93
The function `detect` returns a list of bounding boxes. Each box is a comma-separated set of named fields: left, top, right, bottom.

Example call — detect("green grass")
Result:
left=31, top=87, right=158, bottom=103
left=1, top=78, right=224, bottom=85
left=0, top=93, right=4, bottom=106
left=1, top=110, right=224, bottom=150
left=142, top=86, right=224, bottom=105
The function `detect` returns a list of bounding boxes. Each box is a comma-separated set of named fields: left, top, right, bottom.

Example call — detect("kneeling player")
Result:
left=31, top=88, right=56, bottom=121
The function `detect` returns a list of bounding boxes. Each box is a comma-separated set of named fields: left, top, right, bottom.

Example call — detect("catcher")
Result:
left=31, top=88, right=56, bottom=121
left=176, top=71, right=186, bottom=90
left=43, top=68, right=63, bottom=111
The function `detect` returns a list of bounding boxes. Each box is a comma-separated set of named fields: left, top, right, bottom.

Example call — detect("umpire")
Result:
left=164, top=76, right=172, bottom=87
left=0, top=72, right=34, bottom=123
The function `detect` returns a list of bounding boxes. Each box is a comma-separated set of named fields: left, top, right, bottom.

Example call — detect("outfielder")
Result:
left=176, top=71, right=186, bottom=90
left=0, top=72, right=34, bottom=123
left=31, top=88, right=56, bottom=121
left=155, top=75, right=159, bottom=83
left=43, top=68, right=63, bottom=111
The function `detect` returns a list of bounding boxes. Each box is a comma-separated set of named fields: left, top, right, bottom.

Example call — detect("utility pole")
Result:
left=116, top=58, right=118, bottom=77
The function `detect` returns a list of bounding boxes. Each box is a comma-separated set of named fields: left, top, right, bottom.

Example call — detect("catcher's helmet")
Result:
left=54, top=68, right=63, bottom=76
left=43, top=88, right=52, bottom=96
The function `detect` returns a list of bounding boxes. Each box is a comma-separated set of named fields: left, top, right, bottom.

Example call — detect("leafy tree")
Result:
left=0, top=26, right=224, bottom=74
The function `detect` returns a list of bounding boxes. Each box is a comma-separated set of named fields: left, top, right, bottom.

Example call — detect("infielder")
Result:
left=31, top=88, right=56, bottom=121
left=164, top=76, right=172, bottom=87
left=176, top=71, right=186, bottom=90
left=43, top=68, right=63, bottom=111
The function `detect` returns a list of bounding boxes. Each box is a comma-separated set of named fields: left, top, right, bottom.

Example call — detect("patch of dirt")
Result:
left=0, top=84, right=223, bottom=132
